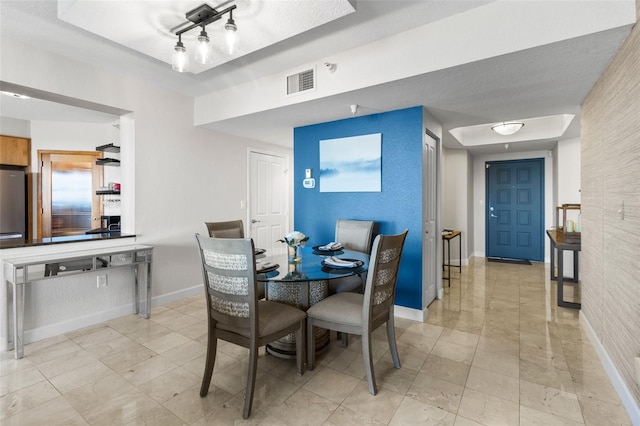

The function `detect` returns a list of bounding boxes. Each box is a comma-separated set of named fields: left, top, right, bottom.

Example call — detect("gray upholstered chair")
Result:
left=329, top=219, right=375, bottom=295
left=204, top=220, right=265, bottom=300
left=204, top=220, right=244, bottom=238
left=195, top=234, right=306, bottom=419
left=306, top=230, right=408, bottom=395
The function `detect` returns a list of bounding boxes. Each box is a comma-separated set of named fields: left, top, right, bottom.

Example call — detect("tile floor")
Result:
left=1, top=257, right=633, bottom=425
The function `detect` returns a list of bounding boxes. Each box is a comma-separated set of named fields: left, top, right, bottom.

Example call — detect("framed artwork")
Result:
left=319, top=133, right=381, bottom=192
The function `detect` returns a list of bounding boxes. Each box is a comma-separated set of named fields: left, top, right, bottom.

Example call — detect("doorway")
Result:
left=485, top=158, right=544, bottom=261
left=248, top=151, right=289, bottom=255
left=39, top=151, right=102, bottom=238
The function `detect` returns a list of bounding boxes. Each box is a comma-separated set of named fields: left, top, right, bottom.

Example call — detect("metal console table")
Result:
left=546, top=230, right=580, bottom=309
left=4, top=244, right=153, bottom=359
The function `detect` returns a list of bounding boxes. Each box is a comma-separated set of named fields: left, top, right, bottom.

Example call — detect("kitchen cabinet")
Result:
left=0, top=135, right=30, bottom=167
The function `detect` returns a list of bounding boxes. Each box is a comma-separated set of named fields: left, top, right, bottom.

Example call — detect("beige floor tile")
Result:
left=118, top=355, right=178, bottom=385
left=431, top=340, right=476, bottom=365
left=137, top=366, right=201, bottom=403
left=0, top=352, right=34, bottom=377
left=47, top=359, right=113, bottom=394
left=0, top=380, right=60, bottom=419
left=100, top=344, right=156, bottom=371
left=519, top=358, right=575, bottom=392
left=389, top=396, right=456, bottom=425
left=35, top=348, right=97, bottom=379
left=83, top=335, right=140, bottom=360
left=476, top=334, right=520, bottom=357
left=577, top=393, right=632, bottom=425
left=125, top=321, right=173, bottom=344
left=68, top=326, right=124, bottom=348
left=142, top=331, right=191, bottom=354
left=0, top=395, right=88, bottom=426
left=453, top=415, right=485, bottom=426
left=465, top=366, right=519, bottom=403
left=0, top=366, right=46, bottom=396
left=420, top=354, right=471, bottom=386
left=519, top=380, right=584, bottom=423
left=457, top=388, right=520, bottom=426
left=519, top=405, right=584, bottom=425
left=325, top=405, right=387, bottom=425
left=341, top=381, right=404, bottom=424
left=24, top=338, right=82, bottom=365
left=262, top=388, right=338, bottom=426
left=438, top=328, right=481, bottom=348
left=303, top=366, right=360, bottom=403
left=398, top=330, right=438, bottom=353
left=472, top=348, right=519, bottom=378
left=162, top=383, right=234, bottom=423
left=407, top=371, right=464, bottom=413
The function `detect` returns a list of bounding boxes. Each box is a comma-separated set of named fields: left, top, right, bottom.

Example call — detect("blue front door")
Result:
left=486, top=159, right=544, bottom=261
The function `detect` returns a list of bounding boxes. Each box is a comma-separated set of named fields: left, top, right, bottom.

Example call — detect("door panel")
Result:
left=249, top=152, right=288, bottom=256
left=423, top=133, right=437, bottom=306
left=486, top=159, right=544, bottom=261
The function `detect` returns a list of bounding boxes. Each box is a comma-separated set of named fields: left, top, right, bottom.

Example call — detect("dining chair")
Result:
left=204, top=220, right=265, bottom=300
left=195, top=234, right=306, bottom=419
left=306, top=230, right=408, bottom=395
left=329, top=219, right=375, bottom=294
left=204, top=219, right=244, bottom=238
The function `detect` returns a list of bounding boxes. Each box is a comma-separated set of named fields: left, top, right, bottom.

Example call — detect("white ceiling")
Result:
left=0, top=1, right=635, bottom=155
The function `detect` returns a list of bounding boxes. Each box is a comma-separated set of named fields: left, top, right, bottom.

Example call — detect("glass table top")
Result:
left=257, top=246, right=369, bottom=282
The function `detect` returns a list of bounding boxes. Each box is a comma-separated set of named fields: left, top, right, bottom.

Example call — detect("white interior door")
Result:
left=248, top=151, right=288, bottom=255
left=423, top=133, right=437, bottom=307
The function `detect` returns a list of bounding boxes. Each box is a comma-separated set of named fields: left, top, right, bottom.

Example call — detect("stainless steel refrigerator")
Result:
left=0, top=167, right=27, bottom=240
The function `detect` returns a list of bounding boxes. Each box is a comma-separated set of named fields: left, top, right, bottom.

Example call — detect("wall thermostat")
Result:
left=303, top=178, right=316, bottom=189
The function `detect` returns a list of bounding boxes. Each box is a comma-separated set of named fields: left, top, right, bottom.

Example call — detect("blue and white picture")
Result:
left=319, top=133, right=381, bottom=192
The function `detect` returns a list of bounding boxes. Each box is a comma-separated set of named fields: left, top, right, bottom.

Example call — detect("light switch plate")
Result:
left=303, top=178, right=315, bottom=189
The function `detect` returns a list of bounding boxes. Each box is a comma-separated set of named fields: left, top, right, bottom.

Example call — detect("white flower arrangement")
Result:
left=278, top=231, right=309, bottom=247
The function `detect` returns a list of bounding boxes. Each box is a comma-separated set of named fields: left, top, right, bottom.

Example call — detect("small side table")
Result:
left=442, top=230, right=462, bottom=285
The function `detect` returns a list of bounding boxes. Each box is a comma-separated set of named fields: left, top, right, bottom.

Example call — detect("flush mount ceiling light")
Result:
left=172, top=3, right=238, bottom=72
left=491, top=121, right=525, bottom=136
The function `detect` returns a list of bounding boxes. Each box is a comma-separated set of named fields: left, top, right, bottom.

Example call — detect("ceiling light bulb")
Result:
left=224, top=13, right=237, bottom=55
left=195, top=29, right=212, bottom=65
left=172, top=39, right=189, bottom=72
left=491, top=121, right=525, bottom=136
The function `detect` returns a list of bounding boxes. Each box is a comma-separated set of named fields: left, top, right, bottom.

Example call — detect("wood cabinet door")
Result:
left=0, top=135, right=30, bottom=167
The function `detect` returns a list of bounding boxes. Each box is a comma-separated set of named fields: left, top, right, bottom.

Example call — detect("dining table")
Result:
left=256, top=245, right=369, bottom=359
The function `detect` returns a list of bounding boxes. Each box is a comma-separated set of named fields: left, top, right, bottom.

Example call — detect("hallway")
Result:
left=0, top=258, right=632, bottom=424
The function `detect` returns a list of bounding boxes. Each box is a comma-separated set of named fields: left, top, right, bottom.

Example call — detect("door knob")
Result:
left=251, top=219, right=261, bottom=224
left=490, top=213, right=498, bottom=218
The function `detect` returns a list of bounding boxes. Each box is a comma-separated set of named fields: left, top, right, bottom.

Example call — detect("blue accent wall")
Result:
left=293, top=106, right=424, bottom=309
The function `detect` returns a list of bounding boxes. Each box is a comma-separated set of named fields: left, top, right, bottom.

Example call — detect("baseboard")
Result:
left=15, top=284, right=204, bottom=349
left=580, top=313, right=640, bottom=425
left=394, top=305, right=427, bottom=322
left=150, top=284, right=203, bottom=308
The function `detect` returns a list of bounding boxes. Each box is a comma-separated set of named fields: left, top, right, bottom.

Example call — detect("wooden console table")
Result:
left=4, top=244, right=153, bottom=358
left=442, top=230, right=462, bottom=285
left=546, top=230, right=580, bottom=309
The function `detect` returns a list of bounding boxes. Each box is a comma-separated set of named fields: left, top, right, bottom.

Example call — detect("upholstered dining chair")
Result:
left=195, top=234, right=306, bottom=419
left=329, top=219, right=375, bottom=295
left=204, top=219, right=244, bottom=238
left=204, top=220, right=265, bottom=300
left=306, top=230, right=408, bottom=395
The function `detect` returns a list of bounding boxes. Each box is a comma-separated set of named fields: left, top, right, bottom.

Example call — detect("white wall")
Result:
left=1, top=117, right=30, bottom=137
left=442, top=149, right=470, bottom=264
left=0, top=37, right=292, bottom=349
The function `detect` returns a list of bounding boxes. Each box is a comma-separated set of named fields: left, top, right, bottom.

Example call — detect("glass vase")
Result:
left=288, top=245, right=302, bottom=263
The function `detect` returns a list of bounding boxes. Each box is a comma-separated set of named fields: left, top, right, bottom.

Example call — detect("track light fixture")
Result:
left=172, top=3, right=238, bottom=72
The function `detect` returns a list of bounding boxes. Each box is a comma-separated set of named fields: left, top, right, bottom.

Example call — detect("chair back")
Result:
left=363, top=230, right=408, bottom=321
left=205, top=220, right=245, bottom=238
left=195, top=234, right=258, bottom=334
left=335, top=219, right=375, bottom=253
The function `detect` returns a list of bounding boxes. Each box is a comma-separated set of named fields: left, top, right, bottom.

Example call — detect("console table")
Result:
left=442, top=230, right=462, bottom=284
left=546, top=230, right=580, bottom=309
left=4, top=244, right=153, bottom=359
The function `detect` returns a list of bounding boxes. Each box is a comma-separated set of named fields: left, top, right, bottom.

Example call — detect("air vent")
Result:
left=287, top=68, right=315, bottom=95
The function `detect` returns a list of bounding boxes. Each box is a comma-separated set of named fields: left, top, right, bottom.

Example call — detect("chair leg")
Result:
left=200, top=325, right=217, bottom=397
left=296, top=320, right=305, bottom=376
left=307, top=318, right=315, bottom=370
left=386, top=317, right=401, bottom=369
left=340, top=332, right=349, bottom=347
left=362, top=330, right=377, bottom=395
left=243, top=343, right=259, bottom=419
